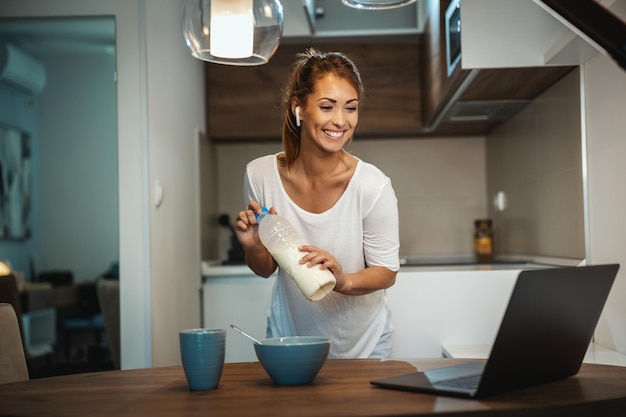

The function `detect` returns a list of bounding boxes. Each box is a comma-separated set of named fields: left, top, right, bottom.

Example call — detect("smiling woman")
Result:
left=232, top=48, right=400, bottom=360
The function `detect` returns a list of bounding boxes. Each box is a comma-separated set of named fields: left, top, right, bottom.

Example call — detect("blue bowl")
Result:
left=254, top=336, right=330, bottom=385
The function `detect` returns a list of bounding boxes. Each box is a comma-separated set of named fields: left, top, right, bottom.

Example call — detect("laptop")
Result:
left=371, top=263, right=619, bottom=398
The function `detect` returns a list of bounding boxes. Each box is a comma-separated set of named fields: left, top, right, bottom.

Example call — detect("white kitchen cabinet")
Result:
left=202, top=262, right=529, bottom=362
left=386, top=268, right=521, bottom=358
left=202, top=269, right=275, bottom=363
left=461, top=0, right=569, bottom=68
left=460, top=0, right=617, bottom=69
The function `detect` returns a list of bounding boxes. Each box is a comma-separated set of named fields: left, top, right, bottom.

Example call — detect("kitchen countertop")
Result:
left=202, top=255, right=583, bottom=278
left=442, top=342, right=626, bottom=367
left=201, top=261, right=254, bottom=277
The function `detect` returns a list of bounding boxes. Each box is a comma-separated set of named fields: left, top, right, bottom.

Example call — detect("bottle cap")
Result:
left=254, top=206, right=270, bottom=221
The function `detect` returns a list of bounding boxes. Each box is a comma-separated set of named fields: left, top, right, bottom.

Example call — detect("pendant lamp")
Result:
left=182, top=0, right=284, bottom=66
left=0, top=261, right=11, bottom=276
left=341, top=0, right=416, bottom=10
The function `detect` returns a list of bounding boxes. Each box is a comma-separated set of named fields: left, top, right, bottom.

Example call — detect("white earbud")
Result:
left=295, top=106, right=301, bottom=127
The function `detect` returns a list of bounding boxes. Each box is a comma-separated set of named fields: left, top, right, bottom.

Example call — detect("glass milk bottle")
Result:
left=255, top=207, right=336, bottom=301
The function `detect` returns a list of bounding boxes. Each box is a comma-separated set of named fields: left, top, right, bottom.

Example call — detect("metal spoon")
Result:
left=230, top=324, right=262, bottom=344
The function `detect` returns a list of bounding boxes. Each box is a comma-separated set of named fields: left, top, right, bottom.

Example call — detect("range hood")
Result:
left=534, top=0, right=626, bottom=71
left=444, top=99, right=531, bottom=123
left=424, top=69, right=532, bottom=130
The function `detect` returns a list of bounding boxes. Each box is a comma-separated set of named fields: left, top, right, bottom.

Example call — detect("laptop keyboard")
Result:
left=436, top=373, right=482, bottom=390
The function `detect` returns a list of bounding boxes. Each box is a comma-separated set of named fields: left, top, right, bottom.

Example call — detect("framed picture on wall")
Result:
left=0, top=124, right=31, bottom=239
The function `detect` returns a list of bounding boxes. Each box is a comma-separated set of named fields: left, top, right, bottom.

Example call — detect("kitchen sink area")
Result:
left=203, top=255, right=583, bottom=279
left=399, top=255, right=583, bottom=271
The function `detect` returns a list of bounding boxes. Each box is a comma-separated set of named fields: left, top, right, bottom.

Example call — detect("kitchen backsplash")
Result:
left=486, top=68, right=585, bottom=260
left=215, top=137, right=487, bottom=262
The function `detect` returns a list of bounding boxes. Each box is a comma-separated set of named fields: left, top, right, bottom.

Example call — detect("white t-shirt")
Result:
left=244, top=153, right=400, bottom=358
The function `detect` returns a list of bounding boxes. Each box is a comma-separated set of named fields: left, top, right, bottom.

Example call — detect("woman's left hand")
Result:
left=298, top=246, right=396, bottom=295
left=298, top=245, right=346, bottom=292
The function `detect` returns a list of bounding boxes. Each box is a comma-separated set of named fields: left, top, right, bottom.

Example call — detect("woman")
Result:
left=233, top=48, right=400, bottom=359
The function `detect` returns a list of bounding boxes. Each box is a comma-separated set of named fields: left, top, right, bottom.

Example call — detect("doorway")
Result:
left=0, top=16, right=119, bottom=374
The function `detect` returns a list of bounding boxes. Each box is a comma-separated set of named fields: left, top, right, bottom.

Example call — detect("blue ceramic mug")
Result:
left=179, top=328, right=226, bottom=390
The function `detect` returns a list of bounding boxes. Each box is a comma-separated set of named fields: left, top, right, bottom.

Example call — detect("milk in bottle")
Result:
left=255, top=207, right=336, bottom=301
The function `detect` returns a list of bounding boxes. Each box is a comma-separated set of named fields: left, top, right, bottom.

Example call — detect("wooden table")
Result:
left=1, top=358, right=626, bottom=416
left=20, top=285, right=77, bottom=313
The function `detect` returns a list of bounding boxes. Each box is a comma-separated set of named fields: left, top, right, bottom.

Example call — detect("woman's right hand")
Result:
left=233, top=200, right=264, bottom=250
left=233, top=201, right=278, bottom=277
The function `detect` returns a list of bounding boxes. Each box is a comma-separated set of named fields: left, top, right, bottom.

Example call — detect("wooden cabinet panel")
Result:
left=460, top=67, right=575, bottom=100
left=420, top=0, right=466, bottom=129
left=206, top=42, right=422, bottom=142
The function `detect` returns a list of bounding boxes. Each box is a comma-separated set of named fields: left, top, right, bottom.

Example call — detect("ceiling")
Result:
left=0, top=1, right=424, bottom=60
left=0, top=16, right=115, bottom=59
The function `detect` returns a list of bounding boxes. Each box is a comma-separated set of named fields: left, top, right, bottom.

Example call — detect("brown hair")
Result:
left=278, top=48, right=365, bottom=168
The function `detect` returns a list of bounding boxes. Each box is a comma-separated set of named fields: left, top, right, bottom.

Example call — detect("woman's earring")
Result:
left=295, top=106, right=301, bottom=127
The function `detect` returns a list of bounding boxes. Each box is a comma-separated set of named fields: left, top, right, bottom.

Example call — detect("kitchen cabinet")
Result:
left=420, top=0, right=575, bottom=135
left=387, top=268, right=519, bottom=358
left=459, top=0, right=615, bottom=69
left=201, top=263, right=526, bottom=362
left=202, top=270, right=275, bottom=363
left=206, top=42, right=422, bottom=142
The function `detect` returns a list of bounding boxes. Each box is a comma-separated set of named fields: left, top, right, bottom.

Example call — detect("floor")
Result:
left=28, top=330, right=115, bottom=379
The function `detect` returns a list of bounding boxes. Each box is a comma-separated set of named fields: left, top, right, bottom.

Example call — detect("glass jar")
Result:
left=474, top=219, right=494, bottom=263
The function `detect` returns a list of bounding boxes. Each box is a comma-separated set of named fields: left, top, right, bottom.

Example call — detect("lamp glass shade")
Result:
left=0, top=261, right=11, bottom=276
left=182, top=0, right=284, bottom=66
left=341, top=0, right=416, bottom=10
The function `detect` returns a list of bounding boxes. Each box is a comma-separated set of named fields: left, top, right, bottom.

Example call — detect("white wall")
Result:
left=39, top=52, right=118, bottom=282
left=144, top=1, right=205, bottom=366
left=583, top=53, right=626, bottom=354
left=485, top=69, right=585, bottom=259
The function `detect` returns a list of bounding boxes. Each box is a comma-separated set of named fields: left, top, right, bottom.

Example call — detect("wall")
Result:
left=144, top=0, right=206, bottom=367
left=215, top=142, right=280, bottom=259
left=215, top=137, right=487, bottom=262
left=584, top=52, right=626, bottom=355
left=485, top=69, right=585, bottom=260
left=0, top=27, right=118, bottom=286
left=39, top=52, right=118, bottom=283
